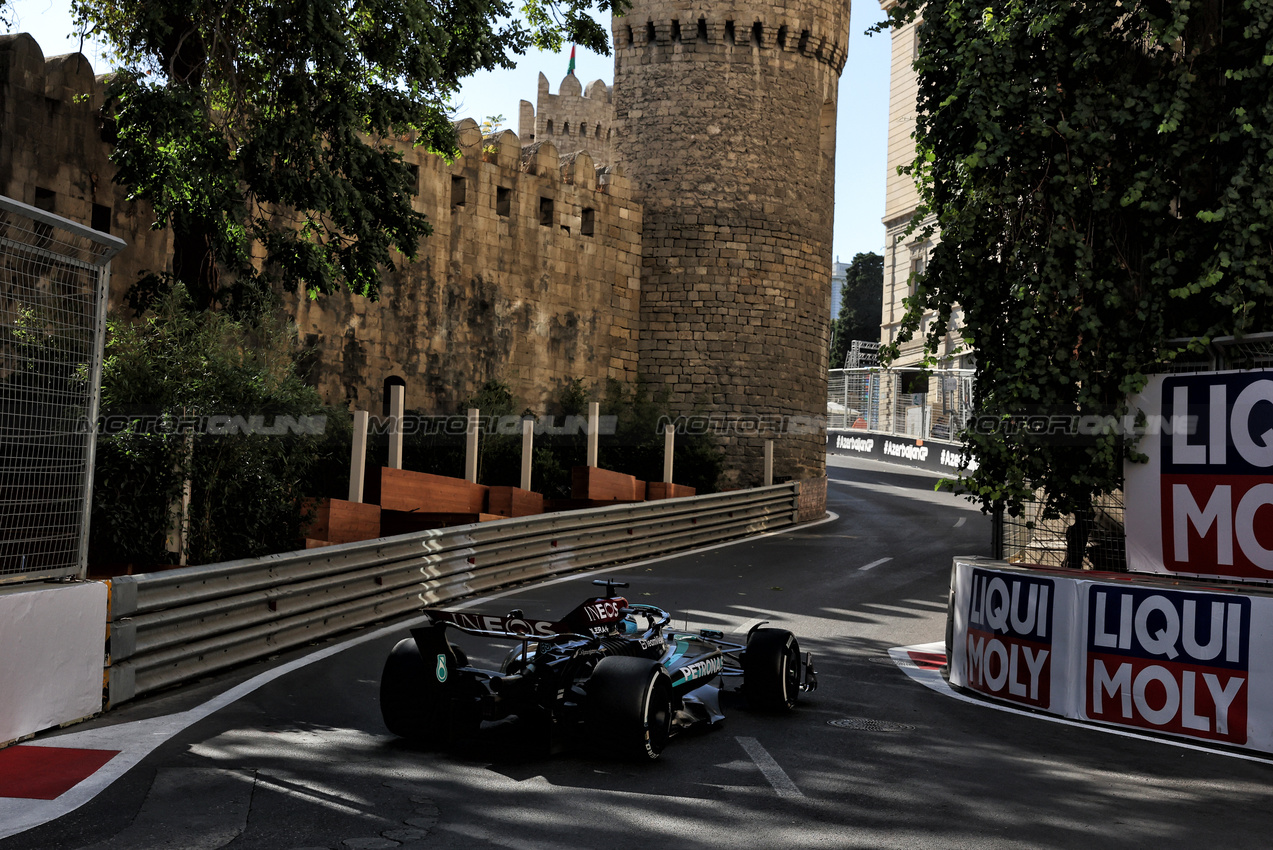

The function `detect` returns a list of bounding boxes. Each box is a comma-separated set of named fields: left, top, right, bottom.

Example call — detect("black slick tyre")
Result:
left=743, top=628, right=801, bottom=712
left=380, top=638, right=449, bottom=746
left=587, top=657, right=673, bottom=761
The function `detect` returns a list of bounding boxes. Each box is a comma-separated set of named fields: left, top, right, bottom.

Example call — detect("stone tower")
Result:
left=611, top=0, right=849, bottom=511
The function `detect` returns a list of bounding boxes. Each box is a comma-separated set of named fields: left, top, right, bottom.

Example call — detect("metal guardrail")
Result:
left=105, top=483, right=802, bottom=705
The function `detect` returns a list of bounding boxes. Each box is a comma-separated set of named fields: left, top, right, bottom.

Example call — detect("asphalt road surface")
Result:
left=6, top=456, right=1273, bottom=849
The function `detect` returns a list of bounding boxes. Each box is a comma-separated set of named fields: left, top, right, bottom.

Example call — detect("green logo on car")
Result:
left=435, top=654, right=448, bottom=683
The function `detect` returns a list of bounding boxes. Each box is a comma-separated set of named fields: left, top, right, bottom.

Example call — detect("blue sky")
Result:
left=6, top=0, right=891, bottom=262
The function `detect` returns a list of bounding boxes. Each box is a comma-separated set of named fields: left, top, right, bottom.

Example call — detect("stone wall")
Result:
left=0, top=34, right=171, bottom=306
left=0, top=34, right=643, bottom=416
left=289, top=124, right=643, bottom=412
left=611, top=0, right=847, bottom=508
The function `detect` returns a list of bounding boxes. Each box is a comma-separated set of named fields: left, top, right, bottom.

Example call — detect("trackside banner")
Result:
left=949, top=560, right=1273, bottom=753
left=1125, top=370, right=1273, bottom=581
left=827, top=429, right=976, bottom=474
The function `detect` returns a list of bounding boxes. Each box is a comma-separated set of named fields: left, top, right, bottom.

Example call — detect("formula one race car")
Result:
left=380, top=579, right=817, bottom=760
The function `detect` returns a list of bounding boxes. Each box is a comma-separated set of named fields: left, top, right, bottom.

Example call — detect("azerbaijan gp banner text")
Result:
left=949, top=559, right=1273, bottom=753
left=1125, top=370, right=1273, bottom=581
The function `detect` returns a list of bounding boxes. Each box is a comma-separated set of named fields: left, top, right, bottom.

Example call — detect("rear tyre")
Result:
left=587, top=657, right=673, bottom=761
left=380, top=638, right=449, bottom=746
left=743, top=628, right=801, bottom=712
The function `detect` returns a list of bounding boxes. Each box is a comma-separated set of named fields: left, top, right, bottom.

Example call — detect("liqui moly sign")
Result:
left=1085, top=585, right=1250, bottom=744
left=1126, top=370, right=1273, bottom=580
left=964, top=569, right=1054, bottom=708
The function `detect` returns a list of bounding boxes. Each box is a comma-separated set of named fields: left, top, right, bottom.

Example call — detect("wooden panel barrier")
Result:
left=572, top=466, right=645, bottom=502
left=646, top=482, right=696, bottom=500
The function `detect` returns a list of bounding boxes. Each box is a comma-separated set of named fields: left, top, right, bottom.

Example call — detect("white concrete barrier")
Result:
left=0, top=581, right=106, bottom=746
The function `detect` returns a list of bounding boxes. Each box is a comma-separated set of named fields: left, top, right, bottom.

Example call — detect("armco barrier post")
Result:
left=388, top=386, right=404, bottom=470
left=349, top=410, right=369, bottom=502
left=466, top=408, right=480, bottom=483
left=587, top=402, right=600, bottom=467
left=521, top=418, right=534, bottom=491
left=663, top=426, right=674, bottom=483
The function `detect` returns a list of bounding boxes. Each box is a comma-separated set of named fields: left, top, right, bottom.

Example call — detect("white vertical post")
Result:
left=387, top=384, right=405, bottom=470
left=348, top=410, right=369, bottom=502
left=521, top=418, right=534, bottom=491
left=663, top=425, right=674, bottom=484
left=764, top=439, right=774, bottom=487
left=465, top=408, right=480, bottom=483
left=587, top=401, right=600, bottom=467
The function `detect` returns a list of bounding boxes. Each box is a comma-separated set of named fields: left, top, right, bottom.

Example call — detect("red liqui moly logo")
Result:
left=965, top=570, right=1053, bottom=708
left=1086, top=586, right=1249, bottom=744
left=1160, top=372, right=1273, bottom=579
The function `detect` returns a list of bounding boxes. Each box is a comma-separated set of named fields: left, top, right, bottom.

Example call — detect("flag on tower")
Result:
left=568, top=45, right=576, bottom=75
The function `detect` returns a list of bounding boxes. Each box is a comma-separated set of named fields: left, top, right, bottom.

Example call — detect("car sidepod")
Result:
left=661, top=635, right=727, bottom=727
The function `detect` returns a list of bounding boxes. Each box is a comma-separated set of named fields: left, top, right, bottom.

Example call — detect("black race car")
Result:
left=380, top=578, right=817, bottom=759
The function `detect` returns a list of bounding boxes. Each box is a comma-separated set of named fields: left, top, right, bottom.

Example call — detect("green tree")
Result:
left=880, top=0, right=1273, bottom=555
left=71, top=0, right=624, bottom=311
left=828, top=251, right=884, bottom=368
left=91, top=286, right=344, bottom=567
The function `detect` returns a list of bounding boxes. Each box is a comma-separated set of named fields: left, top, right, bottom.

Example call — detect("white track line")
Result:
left=953, top=517, right=966, bottom=528
left=859, top=557, right=892, bottom=571
left=736, top=737, right=803, bottom=798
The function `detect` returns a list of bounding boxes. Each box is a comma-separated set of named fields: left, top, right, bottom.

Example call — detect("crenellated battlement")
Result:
left=612, top=12, right=849, bottom=73
left=518, top=73, right=615, bottom=168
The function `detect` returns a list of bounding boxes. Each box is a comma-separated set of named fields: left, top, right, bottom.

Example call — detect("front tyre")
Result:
left=587, top=657, right=673, bottom=761
left=743, top=628, right=802, bottom=712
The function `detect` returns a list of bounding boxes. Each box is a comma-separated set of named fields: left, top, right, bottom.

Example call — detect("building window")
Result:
left=581, top=207, right=595, bottom=237
left=539, top=197, right=554, bottom=227
left=496, top=186, right=511, bottom=217
left=451, top=175, right=466, bottom=207
left=671, top=19, right=681, bottom=42
left=546, top=119, right=554, bottom=135
left=34, top=187, right=55, bottom=213
left=91, top=203, right=111, bottom=234
left=908, top=253, right=927, bottom=297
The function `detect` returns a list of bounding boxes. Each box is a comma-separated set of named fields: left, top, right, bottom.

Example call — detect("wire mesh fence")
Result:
left=0, top=196, right=123, bottom=583
left=827, top=366, right=975, bottom=440
left=995, top=490, right=1128, bottom=572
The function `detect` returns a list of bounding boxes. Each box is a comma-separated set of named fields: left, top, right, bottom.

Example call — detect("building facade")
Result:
left=878, top=3, right=967, bottom=369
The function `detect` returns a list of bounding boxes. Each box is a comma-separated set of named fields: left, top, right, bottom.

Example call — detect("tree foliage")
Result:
left=880, top=0, right=1273, bottom=521
left=91, top=286, right=347, bottom=567
left=828, top=251, right=884, bottom=368
left=72, top=0, right=624, bottom=311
